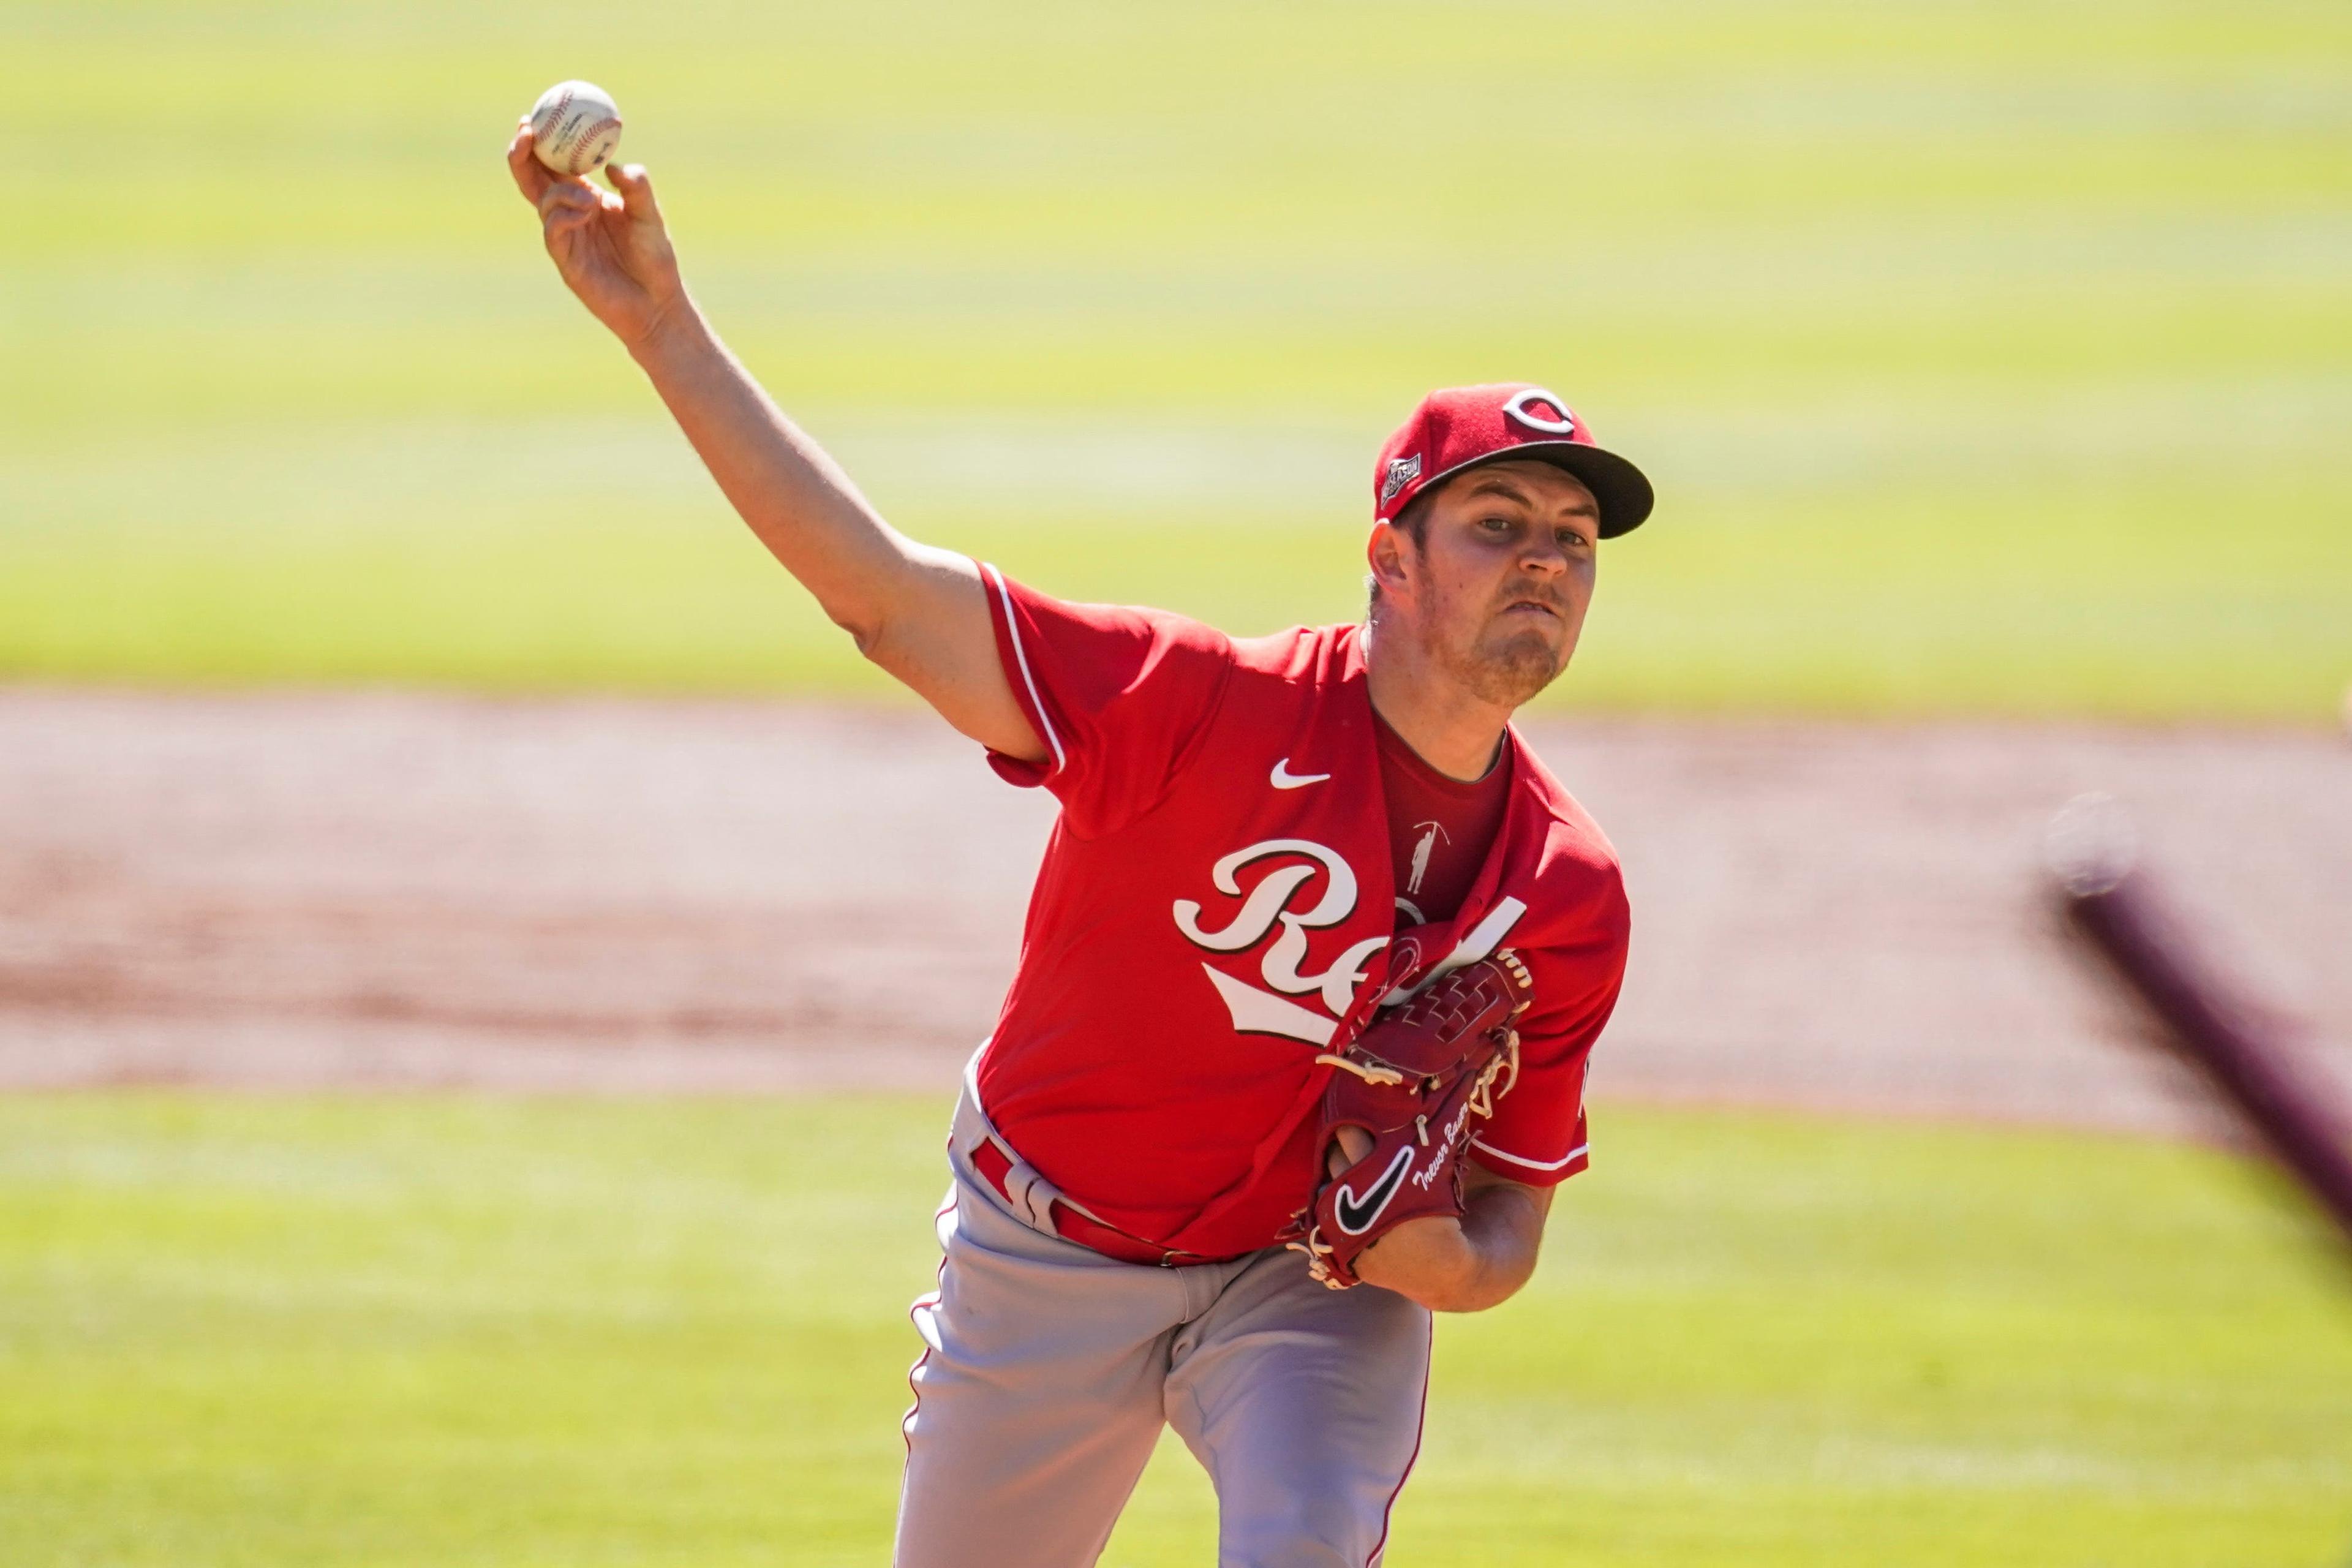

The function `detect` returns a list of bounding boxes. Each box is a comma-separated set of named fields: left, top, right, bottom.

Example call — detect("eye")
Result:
left=1478, top=514, right=1513, bottom=534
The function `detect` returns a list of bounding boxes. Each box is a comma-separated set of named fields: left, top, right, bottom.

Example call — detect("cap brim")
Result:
left=1428, top=442, right=1655, bottom=538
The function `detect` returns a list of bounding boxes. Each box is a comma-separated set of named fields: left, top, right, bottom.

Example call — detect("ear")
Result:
left=1366, top=521, right=1414, bottom=601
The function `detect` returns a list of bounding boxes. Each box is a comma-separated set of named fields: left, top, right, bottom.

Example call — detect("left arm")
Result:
left=1353, top=1161, right=1554, bottom=1312
left=1316, top=938, right=1618, bottom=1311
left=1322, top=1121, right=1554, bottom=1311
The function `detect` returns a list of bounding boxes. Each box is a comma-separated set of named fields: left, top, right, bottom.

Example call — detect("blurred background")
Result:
left=3, top=1, right=2348, bottom=1564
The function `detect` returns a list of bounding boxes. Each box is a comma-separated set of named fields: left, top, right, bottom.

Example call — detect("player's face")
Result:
left=1392, top=461, right=1600, bottom=708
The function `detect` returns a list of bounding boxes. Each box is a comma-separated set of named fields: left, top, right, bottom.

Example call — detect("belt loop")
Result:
left=954, top=1051, right=1064, bottom=1237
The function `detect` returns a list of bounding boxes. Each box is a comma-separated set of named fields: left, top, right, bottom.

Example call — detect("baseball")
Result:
left=529, top=80, right=623, bottom=178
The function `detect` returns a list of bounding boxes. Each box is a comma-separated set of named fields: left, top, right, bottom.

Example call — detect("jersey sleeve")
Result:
left=1466, top=884, right=1630, bottom=1188
left=976, top=562, right=1235, bottom=839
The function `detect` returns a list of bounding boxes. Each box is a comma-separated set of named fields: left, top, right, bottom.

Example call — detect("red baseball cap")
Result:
left=1373, top=383, right=1654, bottom=538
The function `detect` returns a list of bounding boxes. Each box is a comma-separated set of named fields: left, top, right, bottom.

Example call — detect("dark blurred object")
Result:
left=2049, top=794, right=2352, bottom=1254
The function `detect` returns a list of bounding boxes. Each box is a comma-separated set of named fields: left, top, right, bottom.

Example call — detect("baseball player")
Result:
left=510, top=131, right=1646, bottom=1568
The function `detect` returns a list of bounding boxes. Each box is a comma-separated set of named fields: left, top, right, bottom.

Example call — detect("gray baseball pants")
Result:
left=893, top=1081, right=1433, bottom=1568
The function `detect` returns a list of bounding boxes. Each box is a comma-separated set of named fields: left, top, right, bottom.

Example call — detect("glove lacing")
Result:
left=1286, top=1025, right=1523, bottom=1289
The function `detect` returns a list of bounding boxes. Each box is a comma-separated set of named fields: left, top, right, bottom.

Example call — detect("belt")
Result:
left=966, top=1136, right=1226, bottom=1269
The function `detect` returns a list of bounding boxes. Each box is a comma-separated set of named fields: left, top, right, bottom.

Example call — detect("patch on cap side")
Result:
left=1379, top=453, right=1423, bottom=507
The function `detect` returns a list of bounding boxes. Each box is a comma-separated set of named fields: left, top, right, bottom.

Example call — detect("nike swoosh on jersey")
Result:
left=1333, top=1146, right=1415, bottom=1234
left=1270, top=759, right=1332, bottom=790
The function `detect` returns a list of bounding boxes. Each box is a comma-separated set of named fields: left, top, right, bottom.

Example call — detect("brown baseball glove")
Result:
left=1284, top=951, right=1532, bottom=1289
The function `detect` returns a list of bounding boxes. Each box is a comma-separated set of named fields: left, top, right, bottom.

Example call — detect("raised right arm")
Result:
left=506, top=124, right=1046, bottom=764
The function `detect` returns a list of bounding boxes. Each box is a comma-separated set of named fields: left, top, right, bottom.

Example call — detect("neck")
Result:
left=1361, top=617, right=1514, bottom=782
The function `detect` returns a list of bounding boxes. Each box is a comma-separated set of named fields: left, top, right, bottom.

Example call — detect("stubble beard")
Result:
left=1415, top=594, right=1570, bottom=710
left=1454, top=629, right=1565, bottom=708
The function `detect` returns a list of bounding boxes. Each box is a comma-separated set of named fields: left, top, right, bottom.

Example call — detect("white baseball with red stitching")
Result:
left=529, top=80, right=624, bottom=177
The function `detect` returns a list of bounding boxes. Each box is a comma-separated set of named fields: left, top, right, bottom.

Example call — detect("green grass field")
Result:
left=8, top=11, right=2348, bottom=1559
left=4, top=0, right=2348, bottom=718
left=2, top=1093, right=2348, bottom=1566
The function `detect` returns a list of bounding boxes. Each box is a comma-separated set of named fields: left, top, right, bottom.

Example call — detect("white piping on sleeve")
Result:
left=1469, top=1136, right=1589, bottom=1174
left=982, top=562, right=1066, bottom=775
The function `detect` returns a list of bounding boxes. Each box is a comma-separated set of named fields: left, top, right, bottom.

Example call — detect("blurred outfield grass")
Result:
left=2, top=0, right=2349, bottom=717
left=2, top=1094, right=2348, bottom=1567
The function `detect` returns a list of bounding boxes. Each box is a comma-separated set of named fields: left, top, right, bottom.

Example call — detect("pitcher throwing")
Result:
left=510, top=124, right=1649, bottom=1568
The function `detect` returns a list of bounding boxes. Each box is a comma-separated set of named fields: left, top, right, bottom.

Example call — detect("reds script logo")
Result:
left=1172, top=839, right=1389, bottom=1047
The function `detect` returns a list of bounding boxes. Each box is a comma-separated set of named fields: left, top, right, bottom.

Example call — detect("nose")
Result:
left=1518, top=537, right=1569, bottom=578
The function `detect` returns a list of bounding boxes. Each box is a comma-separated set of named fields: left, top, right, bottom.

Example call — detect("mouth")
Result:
left=1499, top=599, right=1562, bottom=621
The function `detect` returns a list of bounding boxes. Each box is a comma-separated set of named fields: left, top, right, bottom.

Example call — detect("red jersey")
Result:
left=974, top=566, right=1630, bottom=1260
left=1373, top=711, right=1512, bottom=931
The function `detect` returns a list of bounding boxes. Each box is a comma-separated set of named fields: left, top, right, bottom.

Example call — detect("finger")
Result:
left=605, top=163, right=663, bottom=226
left=1324, top=1124, right=1374, bottom=1178
left=535, top=179, right=599, bottom=219
left=542, top=203, right=600, bottom=244
left=507, top=127, right=554, bottom=206
left=537, top=176, right=620, bottom=213
left=540, top=195, right=604, bottom=244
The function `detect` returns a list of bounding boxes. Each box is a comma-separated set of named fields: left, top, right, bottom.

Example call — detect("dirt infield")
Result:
left=3, top=690, right=2345, bottom=1137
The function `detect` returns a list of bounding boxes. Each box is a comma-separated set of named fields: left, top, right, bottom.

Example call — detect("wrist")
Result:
left=624, top=290, right=709, bottom=370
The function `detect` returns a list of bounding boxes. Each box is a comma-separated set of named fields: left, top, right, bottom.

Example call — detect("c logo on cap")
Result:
left=1502, top=387, right=1577, bottom=436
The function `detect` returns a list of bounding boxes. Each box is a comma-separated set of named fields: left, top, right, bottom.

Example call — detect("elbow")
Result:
left=831, top=601, right=892, bottom=662
left=1357, top=1208, right=1543, bottom=1312
left=1370, top=1232, right=1535, bottom=1314
left=827, top=539, right=959, bottom=665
